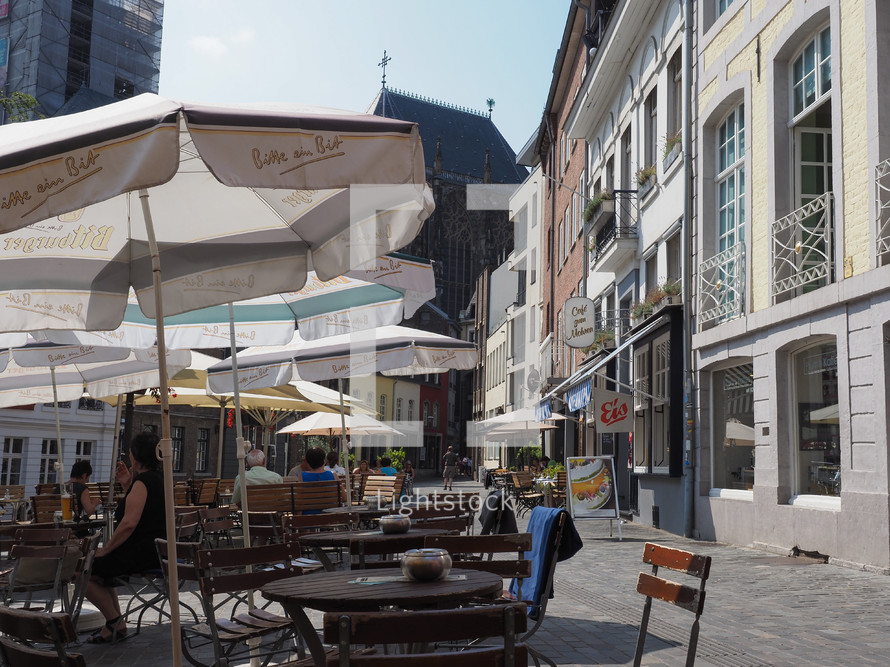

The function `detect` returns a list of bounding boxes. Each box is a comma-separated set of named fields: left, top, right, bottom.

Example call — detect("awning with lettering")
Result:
left=535, top=399, right=552, bottom=421
left=566, top=378, right=592, bottom=412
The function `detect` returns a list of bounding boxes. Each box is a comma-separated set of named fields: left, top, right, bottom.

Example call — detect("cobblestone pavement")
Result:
left=74, top=474, right=890, bottom=665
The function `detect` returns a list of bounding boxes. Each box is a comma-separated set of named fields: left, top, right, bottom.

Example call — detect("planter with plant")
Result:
left=631, top=299, right=654, bottom=321
left=583, top=189, right=614, bottom=224
left=663, top=131, right=682, bottom=169
left=659, top=278, right=682, bottom=306
left=635, top=165, right=657, bottom=197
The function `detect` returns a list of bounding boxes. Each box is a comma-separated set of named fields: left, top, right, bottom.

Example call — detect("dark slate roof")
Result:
left=369, top=88, right=527, bottom=184
left=53, top=87, right=119, bottom=117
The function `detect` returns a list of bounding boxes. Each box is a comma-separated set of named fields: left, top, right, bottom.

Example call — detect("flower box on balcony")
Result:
left=637, top=174, right=656, bottom=199
left=663, top=143, right=681, bottom=171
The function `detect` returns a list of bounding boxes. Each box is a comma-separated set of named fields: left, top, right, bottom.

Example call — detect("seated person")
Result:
left=232, top=448, right=282, bottom=506
left=303, top=446, right=346, bottom=510
left=378, top=456, right=398, bottom=476
left=353, top=459, right=371, bottom=475
left=67, top=459, right=100, bottom=518
left=85, top=432, right=166, bottom=644
left=324, top=449, right=346, bottom=477
left=287, top=458, right=310, bottom=481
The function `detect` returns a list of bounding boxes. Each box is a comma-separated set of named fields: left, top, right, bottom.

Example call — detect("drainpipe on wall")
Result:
left=682, top=0, right=696, bottom=538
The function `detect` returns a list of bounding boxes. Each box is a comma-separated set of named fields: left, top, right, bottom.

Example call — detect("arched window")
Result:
left=407, top=399, right=415, bottom=421
left=423, top=400, right=430, bottom=425
left=717, top=104, right=745, bottom=254
left=395, top=397, right=403, bottom=421
left=433, top=402, right=440, bottom=428
left=378, top=394, right=387, bottom=421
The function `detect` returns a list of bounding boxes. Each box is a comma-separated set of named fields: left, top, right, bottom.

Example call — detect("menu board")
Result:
left=566, top=456, right=619, bottom=521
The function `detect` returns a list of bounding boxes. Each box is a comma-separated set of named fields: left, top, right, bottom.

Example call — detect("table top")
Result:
left=262, top=567, right=503, bottom=612
left=297, top=527, right=448, bottom=549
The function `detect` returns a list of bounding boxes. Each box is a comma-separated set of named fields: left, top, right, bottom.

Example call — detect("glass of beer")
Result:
left=61, top=483, right=73, bottom=521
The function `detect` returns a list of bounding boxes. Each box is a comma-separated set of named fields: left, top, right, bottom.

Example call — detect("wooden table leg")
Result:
left=280, top=600, right=327, bottom=666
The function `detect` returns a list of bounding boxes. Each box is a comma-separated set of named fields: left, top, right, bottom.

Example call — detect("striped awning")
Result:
left=566, top=378, right=592, bottom=412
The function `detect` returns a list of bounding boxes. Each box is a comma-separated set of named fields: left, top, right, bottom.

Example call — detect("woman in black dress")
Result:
left=85, top=432, right=166, bottom=643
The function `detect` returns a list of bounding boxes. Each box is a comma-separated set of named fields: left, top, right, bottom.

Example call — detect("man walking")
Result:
left=443, top=445, right=458, bottom=491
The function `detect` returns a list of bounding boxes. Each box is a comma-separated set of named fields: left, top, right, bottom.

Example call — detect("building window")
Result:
left=792, top=27, right=831, bottom=120
left=395, top=397, right=403, bottom=421
left=378, top=394, right=387, bottom=421
left=793, top=342, right=839, bottom=497
left=1, top=438, right=23, bottom=486
left=717, top=104, right=745, bottom=253
left=423, top=400, right=430, bottom=426
left=621, top=127, right=632, bottom=189
left=644, top=88, right=657, bottom=169
left=711, top=363, right=755, bottom=490
left=172, top=426, right=184, bottom=473
left=196, top=428, right=209, bottom=473
left=633, top=334, right=670, bottom=474
left=75, top=440, right=93, bottom=463
left=407, top=400, right=415, bottom=421
left=605, top=156, right=615, bottom=191
left=666, top=232, right=681, bottom=282
left=645, top=253, right=658, bottom=296
left=39, top=439, right=59, bottom=484
left=267, top=445, right=277, bottom=471
left=667, top=50, right=682, bottom=141
left=718, top=0, right=734, bottom=17
left=433, top=402, right=440, bottom=428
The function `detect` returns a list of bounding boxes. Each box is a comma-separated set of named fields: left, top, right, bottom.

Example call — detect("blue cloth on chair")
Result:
left=509, top=506, right=562, bottom=615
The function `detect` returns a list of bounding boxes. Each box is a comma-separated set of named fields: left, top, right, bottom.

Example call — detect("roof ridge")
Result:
left=388, top=88, right=488, bottom=118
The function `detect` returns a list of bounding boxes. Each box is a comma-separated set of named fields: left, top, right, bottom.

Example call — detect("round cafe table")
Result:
left=262, top=567, right=503, bottom=666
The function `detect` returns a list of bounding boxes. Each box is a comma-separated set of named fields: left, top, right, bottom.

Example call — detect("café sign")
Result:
left=563, top=296, right=596, bottom=349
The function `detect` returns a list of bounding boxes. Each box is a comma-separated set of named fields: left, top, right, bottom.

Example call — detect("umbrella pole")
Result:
left=140, top=189, right=183, bottom=667
left=228, top=304, right=253, bottom=561
left=107, top=396, right=124, bottom=509
left=50, top=367, right=64, bottom=482
left=338, top=378, right=352, bottom=506
left=216, top=404, right=226, bottom=478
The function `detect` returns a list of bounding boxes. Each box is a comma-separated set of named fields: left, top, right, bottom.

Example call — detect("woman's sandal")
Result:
left=87, top=616, right=127, bottom=644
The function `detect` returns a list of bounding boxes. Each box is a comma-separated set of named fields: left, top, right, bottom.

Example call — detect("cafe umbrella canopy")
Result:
left=0, top=94, right=433, bottom=665
left=207, top=325, right=478, bottom=505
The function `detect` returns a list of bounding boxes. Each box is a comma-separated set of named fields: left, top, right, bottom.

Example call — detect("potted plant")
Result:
left=631, top=299, right=654, bottom=321
left=635, top=165, right=657, bottom=197
left=595, top=329, right=616, bottom=348
left=660, top=278, right=681, bottom=306
left=583, top=189, right=614, bottom=223
left=663, top=130, right=682, bottom=169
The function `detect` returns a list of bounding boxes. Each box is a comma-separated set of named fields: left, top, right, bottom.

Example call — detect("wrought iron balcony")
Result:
left=589, top=189, right=638, bottom=273
left=876, top=159, right=890, bottom=266
left=771, top=192, right=834, bottom=304
left=699, top=243, right=745, bottom=327
left=596, top=309, right=633, bottom=338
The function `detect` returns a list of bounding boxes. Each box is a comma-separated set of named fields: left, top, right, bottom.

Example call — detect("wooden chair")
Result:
left=0, top=485, right=27, bottom=523
left=194, top=478, right=220, bottom=506
left=244, top=482, right=295, bottom=513
left=633, top=542, right=712, bottom=667
left=349, top=532, right=430, bottom=570
left=293, top=479, right=342, bottom=514
left=245, top=510, right=283, bottom=545
left=423, top=533, right=532, bottom=597
left=360, top=474, right=405, bottom=505
left=550, top=470, right=568, bottom=508
left=173, top=482, right=191, bottom=506
left=175, top=510, right=202, bottom=542
left=0, top=607, right=85, bottom=667
left=34, top=483, right=58, bottom=495
left=282, top=512, right=357, bottom=568
left=508, top=472, right=544, bottom=517
left=28, top=495, right=62, bottom=524
left=183, top=540, right=306, bottom=667
left=322, top=602, right=529, bottom=666
left=198, top=506, right=238, bottom=548
left=408, top=506, right=473, bottom=534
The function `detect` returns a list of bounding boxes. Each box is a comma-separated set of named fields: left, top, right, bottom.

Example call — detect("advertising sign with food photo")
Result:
left=566, top=456, right=619, bottom=520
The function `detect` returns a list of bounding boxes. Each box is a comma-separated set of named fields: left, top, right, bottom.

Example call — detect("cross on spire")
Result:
left=378, top=50, right=391, bottom=88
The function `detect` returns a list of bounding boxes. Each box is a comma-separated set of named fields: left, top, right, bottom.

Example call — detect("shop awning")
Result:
left=542, top=314, right=669, bottom=407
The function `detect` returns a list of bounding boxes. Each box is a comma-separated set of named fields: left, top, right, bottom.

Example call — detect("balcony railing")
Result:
left=596, top=309, right=633, bottom=338
left=699, top=243, right=745, bottom=326
left=771, top=192, right=834, bottom=304
left=876, top=159, right=890, bottom=265
left=590, top=189, right=638, bottom=271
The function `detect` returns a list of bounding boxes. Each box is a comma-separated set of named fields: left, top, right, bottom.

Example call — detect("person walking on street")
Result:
left=443, top=445, right=458, bottom=490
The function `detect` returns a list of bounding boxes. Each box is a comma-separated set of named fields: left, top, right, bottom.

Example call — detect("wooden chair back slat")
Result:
left=244, top=483, right=294, bottom=513
left=322, top=604, right=528, bottom=666
left=360, top=474, right=405, bottom=503
left=28, top=495, right=62, bottom=524
left=293, top=480, right=342, bottom=512
left=0, top=607, right=84, bottom=667
left=173, top=483, right=190, bottom=506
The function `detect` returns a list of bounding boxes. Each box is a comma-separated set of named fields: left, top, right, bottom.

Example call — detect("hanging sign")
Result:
left=563, top=296, right=596, bottom=349
left=592, top=388, right=632, bottom=433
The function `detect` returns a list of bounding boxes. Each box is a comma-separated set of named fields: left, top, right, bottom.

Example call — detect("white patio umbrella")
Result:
left=0, top=340, right=190, bottom=475
left=809, top=404, right=839, bottom=425
left=45, top=253, right=436, bottom=348
left=0, top=94, right=432, bottom=665
left=724, top=419, right=756, bottom=446
left=477, top=406, right=567, bottom=431
left=278, top=411, right=404, bottom=436
left=207, top=325, right=478, bottom=504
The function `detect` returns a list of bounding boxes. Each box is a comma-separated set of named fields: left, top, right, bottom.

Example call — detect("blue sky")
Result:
left=158, top=1, right=568, bottom=154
